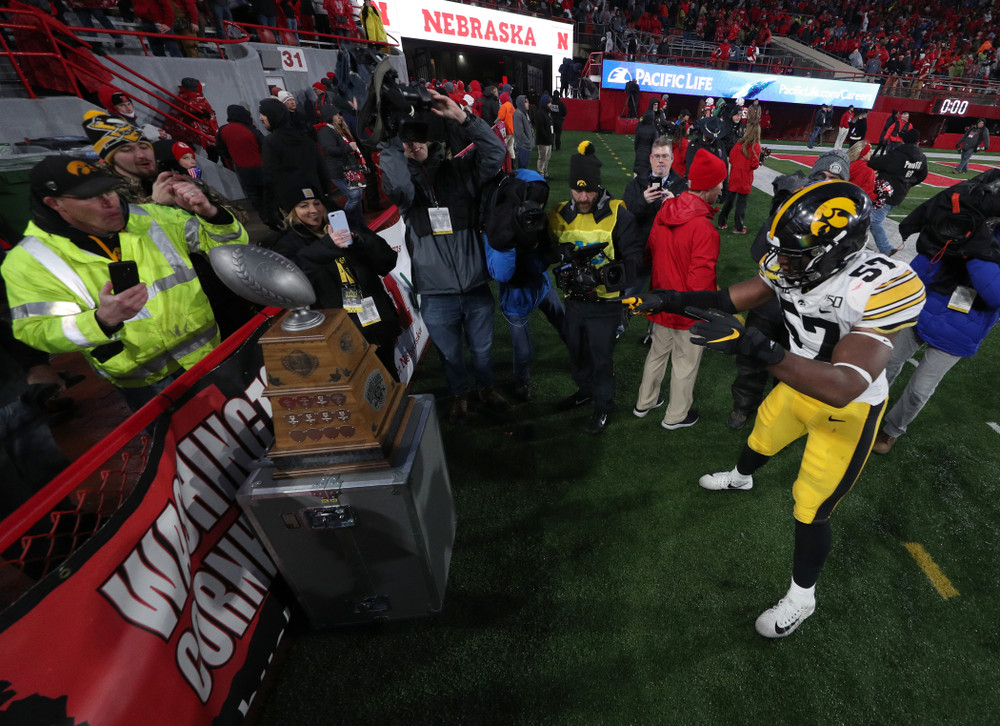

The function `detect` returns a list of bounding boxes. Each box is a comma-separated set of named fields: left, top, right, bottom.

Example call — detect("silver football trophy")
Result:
left=209, top=244, right=324, bottom=331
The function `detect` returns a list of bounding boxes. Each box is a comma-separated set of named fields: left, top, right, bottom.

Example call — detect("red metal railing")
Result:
left=225, top=19, right=400, bottom=51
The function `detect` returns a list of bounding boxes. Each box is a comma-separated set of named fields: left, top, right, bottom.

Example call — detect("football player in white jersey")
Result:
left=627, top=181, right=926, bottom=638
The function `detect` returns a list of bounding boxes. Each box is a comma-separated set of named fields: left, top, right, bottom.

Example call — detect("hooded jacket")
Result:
left=727, top=141, right=762, bottom=195
left=513, top=95, right=534, bottom=149
left=163, top=81, right=218, bottom=149
left=868, top=142, right=928, bottom=205
left=535, top=95, right=554, bottom=146
left=647, top=191, right=720, bottom=330
left=317, top=122, right=357, bottom=179
left=216, top=105, right=264, bottom=170
left=379, top=114, right=506, bottom=296
left=259, top=97, right=328, bottom=227
left=480, top=90, right=500, bottom=124
left=484, top=169, right=557, bottom=317
left=497, top=93, right=515, bottom=134
left=958, top=125, right=990, bottom=152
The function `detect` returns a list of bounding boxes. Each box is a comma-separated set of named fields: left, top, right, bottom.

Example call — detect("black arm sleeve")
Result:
left=678, top=288, right=737, bottom=314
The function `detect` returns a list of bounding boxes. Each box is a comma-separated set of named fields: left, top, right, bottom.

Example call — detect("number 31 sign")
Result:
left=279, top=47, right=308, bottom=72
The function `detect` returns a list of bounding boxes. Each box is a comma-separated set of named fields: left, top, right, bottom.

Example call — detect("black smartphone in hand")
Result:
left=108, top=260, right=140, bottom=293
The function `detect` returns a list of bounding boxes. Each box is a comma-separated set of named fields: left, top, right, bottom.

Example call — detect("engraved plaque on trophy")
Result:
left=209, top=244, right=407, bottom=476
left=259, top=309, right=406, bottom=475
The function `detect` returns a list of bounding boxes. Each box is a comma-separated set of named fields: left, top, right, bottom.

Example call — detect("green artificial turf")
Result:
left=253, top=131, right=1000, bottom=726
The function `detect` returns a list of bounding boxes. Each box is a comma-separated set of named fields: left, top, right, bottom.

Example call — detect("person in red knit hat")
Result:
left=848, top=141, right=877, bottom=203
left=632, top=148, right=727, bottom=431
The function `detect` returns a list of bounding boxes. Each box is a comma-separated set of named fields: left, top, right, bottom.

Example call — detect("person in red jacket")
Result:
left=712, top=41, right=730, bottom=69
left=717, top=125, right=761, bottom=234
left=134, top=0, right=197, bottom=57
left=163, top=77, right=220, bottom=160
left=885, top=111, right=914, bottom=152
left=848, top=141, right=877, bottom=202
left=324, top=0, right=356, bottom=40
left=632, top=148, right=728, bottom=431
left=834, top=105, right=854, bottom=150
left=217, top=104, right=265, bottom=214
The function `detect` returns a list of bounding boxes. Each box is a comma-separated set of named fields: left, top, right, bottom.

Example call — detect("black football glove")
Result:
left=621, top=289, right=683, bottom=315
left=686, top=307, right=786, bottom=366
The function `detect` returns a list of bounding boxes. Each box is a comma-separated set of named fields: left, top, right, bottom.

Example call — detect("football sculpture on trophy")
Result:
left=210, top=244, right=406, bottom=475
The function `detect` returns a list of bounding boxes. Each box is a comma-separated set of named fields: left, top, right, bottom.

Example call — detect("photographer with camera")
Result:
left=549, top=141, right=642, bottom=435
left=379, top=88, right=509, bottom=422
left=484, top=169, right=566, bottom=402
left=632, top=149, right=727, bottom=430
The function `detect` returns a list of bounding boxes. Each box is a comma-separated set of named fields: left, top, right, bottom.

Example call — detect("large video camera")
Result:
left=554, top=242, right=627, bottom=298
left=357, top=65, right=447, bottom=151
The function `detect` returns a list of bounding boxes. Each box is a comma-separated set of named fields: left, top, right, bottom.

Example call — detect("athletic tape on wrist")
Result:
left=833, top=362, right=873, bottom=386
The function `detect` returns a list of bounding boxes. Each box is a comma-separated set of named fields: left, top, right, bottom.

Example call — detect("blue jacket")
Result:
left=910, top=252, right=1000, bottom=357
left=485, top=169, right=553, bottom=317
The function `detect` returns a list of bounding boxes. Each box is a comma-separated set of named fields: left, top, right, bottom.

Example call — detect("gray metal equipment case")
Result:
left=237, top=395, right=455, bottom=627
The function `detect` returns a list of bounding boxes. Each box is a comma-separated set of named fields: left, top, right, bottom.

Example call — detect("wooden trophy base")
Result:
left=259, top=309, right=407, bottom=478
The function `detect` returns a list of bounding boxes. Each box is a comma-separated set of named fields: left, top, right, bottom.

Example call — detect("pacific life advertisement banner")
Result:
left=602, top=59, right=880, bottom=108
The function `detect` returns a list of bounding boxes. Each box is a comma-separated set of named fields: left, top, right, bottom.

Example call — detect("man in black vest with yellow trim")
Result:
left=550, top=141, right=642, bottom=434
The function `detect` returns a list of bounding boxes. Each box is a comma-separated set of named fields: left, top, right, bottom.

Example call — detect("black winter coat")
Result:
left=633, top=111, right=660, bottom=176
left=271, top=223, right=402, bottom=374
left=259, top=98, right=327, bottom=228
left=317, top=124, right=355, bottom=180
left=868, top=143, right=928, bottom=205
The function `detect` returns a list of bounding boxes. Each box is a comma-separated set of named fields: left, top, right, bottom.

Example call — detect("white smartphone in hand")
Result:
left=327, top=210, right=352, bottom=245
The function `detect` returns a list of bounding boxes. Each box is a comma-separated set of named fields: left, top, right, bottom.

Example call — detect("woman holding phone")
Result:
left=267, top=182, right=402, bottom=378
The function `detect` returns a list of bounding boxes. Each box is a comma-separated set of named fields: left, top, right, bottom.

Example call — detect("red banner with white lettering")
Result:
left=0, top=320, right=289, bottom=725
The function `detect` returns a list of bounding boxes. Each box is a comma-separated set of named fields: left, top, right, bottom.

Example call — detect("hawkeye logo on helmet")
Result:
left=810, top=197, right=857, bottom=238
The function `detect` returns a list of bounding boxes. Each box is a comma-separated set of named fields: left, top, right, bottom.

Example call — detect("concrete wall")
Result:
left=0, top=41, right=407, bottom=199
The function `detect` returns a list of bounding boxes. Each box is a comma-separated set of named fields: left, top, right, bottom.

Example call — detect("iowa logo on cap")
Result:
left=66, top=160, right=95, bottom=176
left=810, top=197, right=857, bottom=237
left=575, top=179, right=587, bottom=188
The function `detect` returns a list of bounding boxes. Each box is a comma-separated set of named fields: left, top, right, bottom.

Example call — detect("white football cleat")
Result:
left=755, top=596, right=816, bottom=638
left=698, top=469, right=753, bottom=491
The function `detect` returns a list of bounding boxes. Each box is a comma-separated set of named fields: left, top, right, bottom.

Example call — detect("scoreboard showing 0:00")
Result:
left=932, top=98, right=971, bottom=115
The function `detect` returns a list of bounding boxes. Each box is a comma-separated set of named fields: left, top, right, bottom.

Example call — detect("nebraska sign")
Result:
left=377, top=0, right=573, bottom=90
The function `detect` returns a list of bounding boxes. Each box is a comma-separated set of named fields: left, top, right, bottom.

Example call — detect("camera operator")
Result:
left=549, top=141, right=642, bottom=435
left=379, top=89, right=510, bottom=422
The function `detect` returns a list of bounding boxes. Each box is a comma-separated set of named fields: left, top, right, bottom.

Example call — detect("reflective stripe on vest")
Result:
left=114, top=322, right=219, bottom=381
left=16, top=237, right=100, bottom=347
left=11, top=300, right=83, bottom=318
